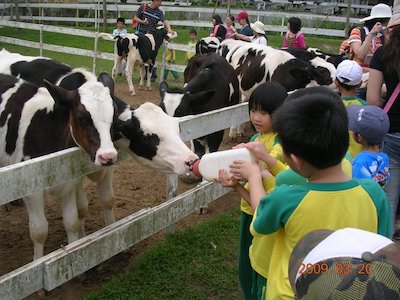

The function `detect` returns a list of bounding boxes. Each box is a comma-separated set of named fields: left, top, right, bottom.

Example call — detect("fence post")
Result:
left=39, top=24, right=43, bottom=56
left=93, top=32, right=99, bottom=74
left=281, top=16, right=285, bottom=36
left=159, top=41, right=167, bottom=82
left=165, top=174, right=178, bottom=235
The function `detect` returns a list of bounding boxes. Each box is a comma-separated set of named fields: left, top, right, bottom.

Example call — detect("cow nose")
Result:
left=98, top=152, right=117, bottom=166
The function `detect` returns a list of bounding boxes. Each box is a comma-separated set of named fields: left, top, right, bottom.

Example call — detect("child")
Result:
left=185, top=28, right=197, bottom=63
left=225, top=15, right=237, bottom=39
left=219, top=82, right=288, bottom=300
left=335, top=60, right=367, bottom=158
left=113, top=17, right=128, bottom=38
left=347, top=105, right=390, bottom=187
left=163, top=48, right=180, bottom=82
left=226, top=87, right=391, bottom=299
left=282, top=17, right=306, bottom=49
left=113, top=17, right=128, bottom=76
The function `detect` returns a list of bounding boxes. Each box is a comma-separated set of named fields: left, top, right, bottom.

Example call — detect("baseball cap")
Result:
left=236, top=11, right=248, bottom=21
left=346, top=105, right=389, bottom=144
left=336, top=60, right=363, bottom=86
left=289, top=228, right=400, bottom=300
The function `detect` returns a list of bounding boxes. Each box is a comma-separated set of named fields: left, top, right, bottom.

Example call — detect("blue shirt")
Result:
left=240, top=25, right=252, bottom=36
left=352, top=151, right=390, bottom=187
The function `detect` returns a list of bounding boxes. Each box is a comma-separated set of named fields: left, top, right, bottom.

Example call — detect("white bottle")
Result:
left=192, top=148, right=256, bottom=181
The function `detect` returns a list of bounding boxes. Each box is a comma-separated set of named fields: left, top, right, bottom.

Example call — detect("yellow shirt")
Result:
left=240, top=132, right=286, bottom=215
left=186, top=40, right=196, bottom=61
left=341, top=97, right=367, bottom=159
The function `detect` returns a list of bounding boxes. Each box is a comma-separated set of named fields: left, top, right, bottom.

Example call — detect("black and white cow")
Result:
left=304, top=47, right=346, bottom=67
left=160, top=53, right=240, bottom=157
left=99, top=28, right=177, bottom=96
left=0, top=73, right=118, bottom=260
left=218, top=40, right=336, bottom=100
left=0, top=50, right=198, bottom=260
left=195, top=37, right=221, bottom=55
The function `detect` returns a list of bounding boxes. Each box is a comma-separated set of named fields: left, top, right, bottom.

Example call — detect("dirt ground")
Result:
left=0, top=82, right=251, bottom=299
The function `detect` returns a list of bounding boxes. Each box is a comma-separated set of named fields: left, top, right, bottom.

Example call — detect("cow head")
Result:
left=115, top=102, right=198, bottom=175
left=195, top=37, right=221, bottom=55
left=44, top=79, right=117, bottom=166
left=159, top=81, right=216, bottom=117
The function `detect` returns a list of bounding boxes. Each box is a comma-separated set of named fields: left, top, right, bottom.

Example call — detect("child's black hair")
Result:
left=336, top=79, right=359, bottom=91
left=248, top=82, right=288, bottom=114
left=189, top=28, right=197, bottom=36
left=288, top=17, right=302, bottom=34
left=273, top=86, right=349, bottom=169
left=117, top=17, right=125, bottom=24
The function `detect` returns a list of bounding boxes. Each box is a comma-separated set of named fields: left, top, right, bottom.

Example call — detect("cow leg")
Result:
left=23, top=193, right=48, bottom=260
left=87, top=168, right=116, bottom=225
left=58, top=181, right=81, bottom=244
left=207, top=131, right=224, bottom=153
left=193, top=138, right=206, bottom=158
left=75, top=178, right=88, bottom=238
left=138, top=65, right=146, bottom=90
left=111, top=57, right=121, bottom=80
left=126, top=58, right=136, bottom=96
left=146, top=64, right=152, bottom=91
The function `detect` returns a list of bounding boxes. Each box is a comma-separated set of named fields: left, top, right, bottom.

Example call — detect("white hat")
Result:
left=250, top=21, right=265, bottom=35
left=359, top=3, right=392, bottom=23
left=336, top=60, right=363, bottom=86
left=388, top=0, right=400, bottom=28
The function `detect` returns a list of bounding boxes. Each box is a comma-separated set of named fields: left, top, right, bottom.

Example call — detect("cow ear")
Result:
left=43, top=80, right=78, bottom=107
left=159, top=81, right=169, bottom=99
left=97, top=72, right=115, bottom=94
left=289, top=68, right=309, bottom=80
left=187, top=89, right=216, bottom=105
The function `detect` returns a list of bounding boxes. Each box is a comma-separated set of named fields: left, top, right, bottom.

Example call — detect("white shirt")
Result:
left=251, top=35, right=267, bottom=45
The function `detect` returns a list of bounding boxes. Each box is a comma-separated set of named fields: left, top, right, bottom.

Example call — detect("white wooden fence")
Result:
left=0, top=1, right=370, bottom=37
left=0, top=102, right=250, bottom=300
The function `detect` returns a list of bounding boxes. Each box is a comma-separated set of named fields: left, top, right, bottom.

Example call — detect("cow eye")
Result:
left=78, top=116, right=92, bottom=127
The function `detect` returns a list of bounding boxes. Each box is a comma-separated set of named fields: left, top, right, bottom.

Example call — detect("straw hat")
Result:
left=388, top=0, right=400, bottom=28
left=359, top=3, right=392, bottom=23
left=250, top=21, right=265, bottom=34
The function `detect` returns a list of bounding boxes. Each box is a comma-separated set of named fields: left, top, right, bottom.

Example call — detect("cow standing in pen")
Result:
left=99, top=28, right=177, bottom=96
left=160, top=53, right=240, bottom=158
left=0, top=50, right=198, bottom=260
left=0, top=73, right=118, bottom=260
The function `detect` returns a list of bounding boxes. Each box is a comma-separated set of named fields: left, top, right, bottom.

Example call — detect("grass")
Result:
left=83, top=209, right=242, bottom=300
left=0, top=26, right=342, bottom=77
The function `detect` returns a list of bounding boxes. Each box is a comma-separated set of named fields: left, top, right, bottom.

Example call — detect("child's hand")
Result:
left=229, top=160, right=260, bottom=181
left=235, top=142, right=269, bottom=162
left=216, top=169, right=239, bottom=187
left=260, top=169, right=273, bottom=179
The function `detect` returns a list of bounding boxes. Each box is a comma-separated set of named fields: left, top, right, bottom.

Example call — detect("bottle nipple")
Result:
left=192, top=160, right=202, bottom=178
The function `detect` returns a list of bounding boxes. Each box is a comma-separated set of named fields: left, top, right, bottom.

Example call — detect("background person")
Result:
left=236, top=11, right=252, bottom=36
left=210, top=14, right=227, bottom=41
left=225, top=15, right=237, bottom=39
left=233, top=21, right=267, bottom=45
left=186, top=28, right=197, bottom=62
left=367, top=0, right=400, bottom=239
left=132, top=0, right=175, bottom=82
left=348, top=3, right=392, bottom=68
left=113, top=17, right=128, bottom=76
left=282, top=17, right=306, bottom=49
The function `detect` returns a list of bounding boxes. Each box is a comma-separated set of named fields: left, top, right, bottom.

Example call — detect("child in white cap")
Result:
left=336, top=60, right=367, bottom=158
left=346, top=105, right=390, bottom=187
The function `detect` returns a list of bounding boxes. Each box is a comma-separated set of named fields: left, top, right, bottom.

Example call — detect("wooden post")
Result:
left=102, top=0, right=107, bottom=33
left=165, top=174, right=178, bottom=235
left=160, top=41, right=167, bottom=82
left=93, top=32, right=99, bottom=74
left=39, top=24, right=44, bottom=56
left=345, top=0, right=352, bottom=38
